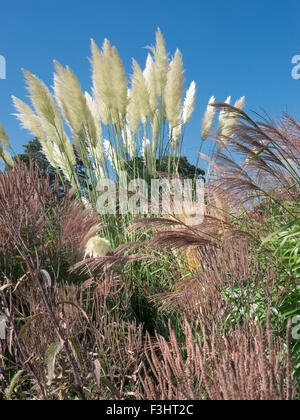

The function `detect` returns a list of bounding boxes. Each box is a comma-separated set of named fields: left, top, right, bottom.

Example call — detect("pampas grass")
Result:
left=130, top=60, right=152, bottom=125
left=0, top=123, right=13, bottom=167
left=0, top=145, right=13, bottom=168
left=143, top=54, right=159, bottom=115
left=10, top=29, right=217, bottom=196
left=201, top=96, right=216, bottom=141
left=221, top=95, right=246, bottom=138
left=182, top=81, right=196, bottom=125
left=8, top=29, right=245, bottom=255
left=164, top=49, right=184, bottom=129
left=148, top=28, right=169, bottom=97
left=84, top=236, right=111, bottom=258
left=0, top=123, right=10, bottom=148
left=217, top=95, right=231, bottom=135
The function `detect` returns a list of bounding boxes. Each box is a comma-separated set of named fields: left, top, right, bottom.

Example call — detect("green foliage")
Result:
left=127, top=155, right=205, bottom=180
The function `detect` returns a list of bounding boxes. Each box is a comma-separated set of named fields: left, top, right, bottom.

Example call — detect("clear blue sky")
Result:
left=0, top=0, right=299, bottom=163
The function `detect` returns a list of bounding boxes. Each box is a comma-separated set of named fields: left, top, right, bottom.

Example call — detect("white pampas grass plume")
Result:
left=143, top=54, right=159, bottom=114
left=0, top=123, right=10, bottom=148
left=93, top=91, right=110, bottom=126
left=22, top=70, right=76, bottom=167
left=132, top=60, right=151, bottom=123
left=91, top=39, right=127, bottom=119
left=127, top=60, right=152, bottom=134
left=12, top=96, right=56, bottom=167
left=54, top=62, right=106, bottom=176
left=85, top=92, right=103, bottom=141
left=13, top=96, right=46, bottom=140
left=111, top=46, right=128, bottom=117
left=91, top=39, right=114, bottom=121
left=148, top=28, right=169, bottom=96
left=221, top=96, right=246, bottom=138
left=142, top=137, right=153, bottom=175
left=54, top=61, right=87, bottom=135
left=0, top=145, right=13, bottom=168
left=217, top=96, right=231, bottom=135
left=182, top=81, right=196, bottom=124
left=126, top=94, right=140, bottom=135
left=23, top=70, right=64, bottom=142
left=54, top=62, right=100, bottom=152
left=164, top=49, right=184, bottom=128
left=169, top=123, right=182, bottom=152
left=84, top=236, right=111, bottom=258
left=201, top=96, right=216, bottom=140
left=234, top=96, right=246, bottom=111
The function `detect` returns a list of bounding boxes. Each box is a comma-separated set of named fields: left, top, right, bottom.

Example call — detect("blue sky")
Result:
left=0, top=0, right=299, bottom=163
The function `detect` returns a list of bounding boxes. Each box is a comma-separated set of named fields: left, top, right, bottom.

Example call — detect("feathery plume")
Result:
left=0, top=123, right=10, bottom=148
left=14, top=88, right=75, bottom=181
left=13, top=96, right=46, bottom=139
left=12, top=96, right=56, bottom=167
left=132, top=60, right=151, bottom=123
left=91, top=39, right=114, bottom=119
left=201, top=96, right=217, bottom=140
left=54, top=61, right=85, bottom=134
left=93, top=91, right=110, bottom=126
left=23, top=70, right=64, bottom=140
left=54, top=62, right=100, bottom=149
left=91, top=39, right=125, bottom=125
left=143, top=54, right=159, bottom=115
left=234, top=95, right=246, bottom=110
left=169, top=123, right=182, bottom=152
left=85, top=92, right=103, bottom=141
left=222, top=96, right=246, bottom=138
left=22, top=70, right=76, bottom=166
left=111, top=46, right=128, bottom=117
left=148, top=28, right=169, bottom=96
left=126, top=96, right=140, bottom=135
left=54, top=63, right=89, bottom=134
left=84, top=236, right=111, bottom=258
left=217, top=96, right=231, bottom=135
left=127, top=60, right=151, bottom=134
left=0, top=145, right=13, bottom=168
left=164, top=49, right=185, bottom=128
left=182, top=81, right=196, bottom=124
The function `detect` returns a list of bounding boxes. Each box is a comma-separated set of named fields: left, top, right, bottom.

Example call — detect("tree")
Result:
left=18, top=138, right=54, bottom=174
left=126, top=155, right=205, bottom=181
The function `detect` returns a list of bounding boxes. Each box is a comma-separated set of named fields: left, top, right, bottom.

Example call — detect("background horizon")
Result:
left=0, top=0, right=299, bottom=166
